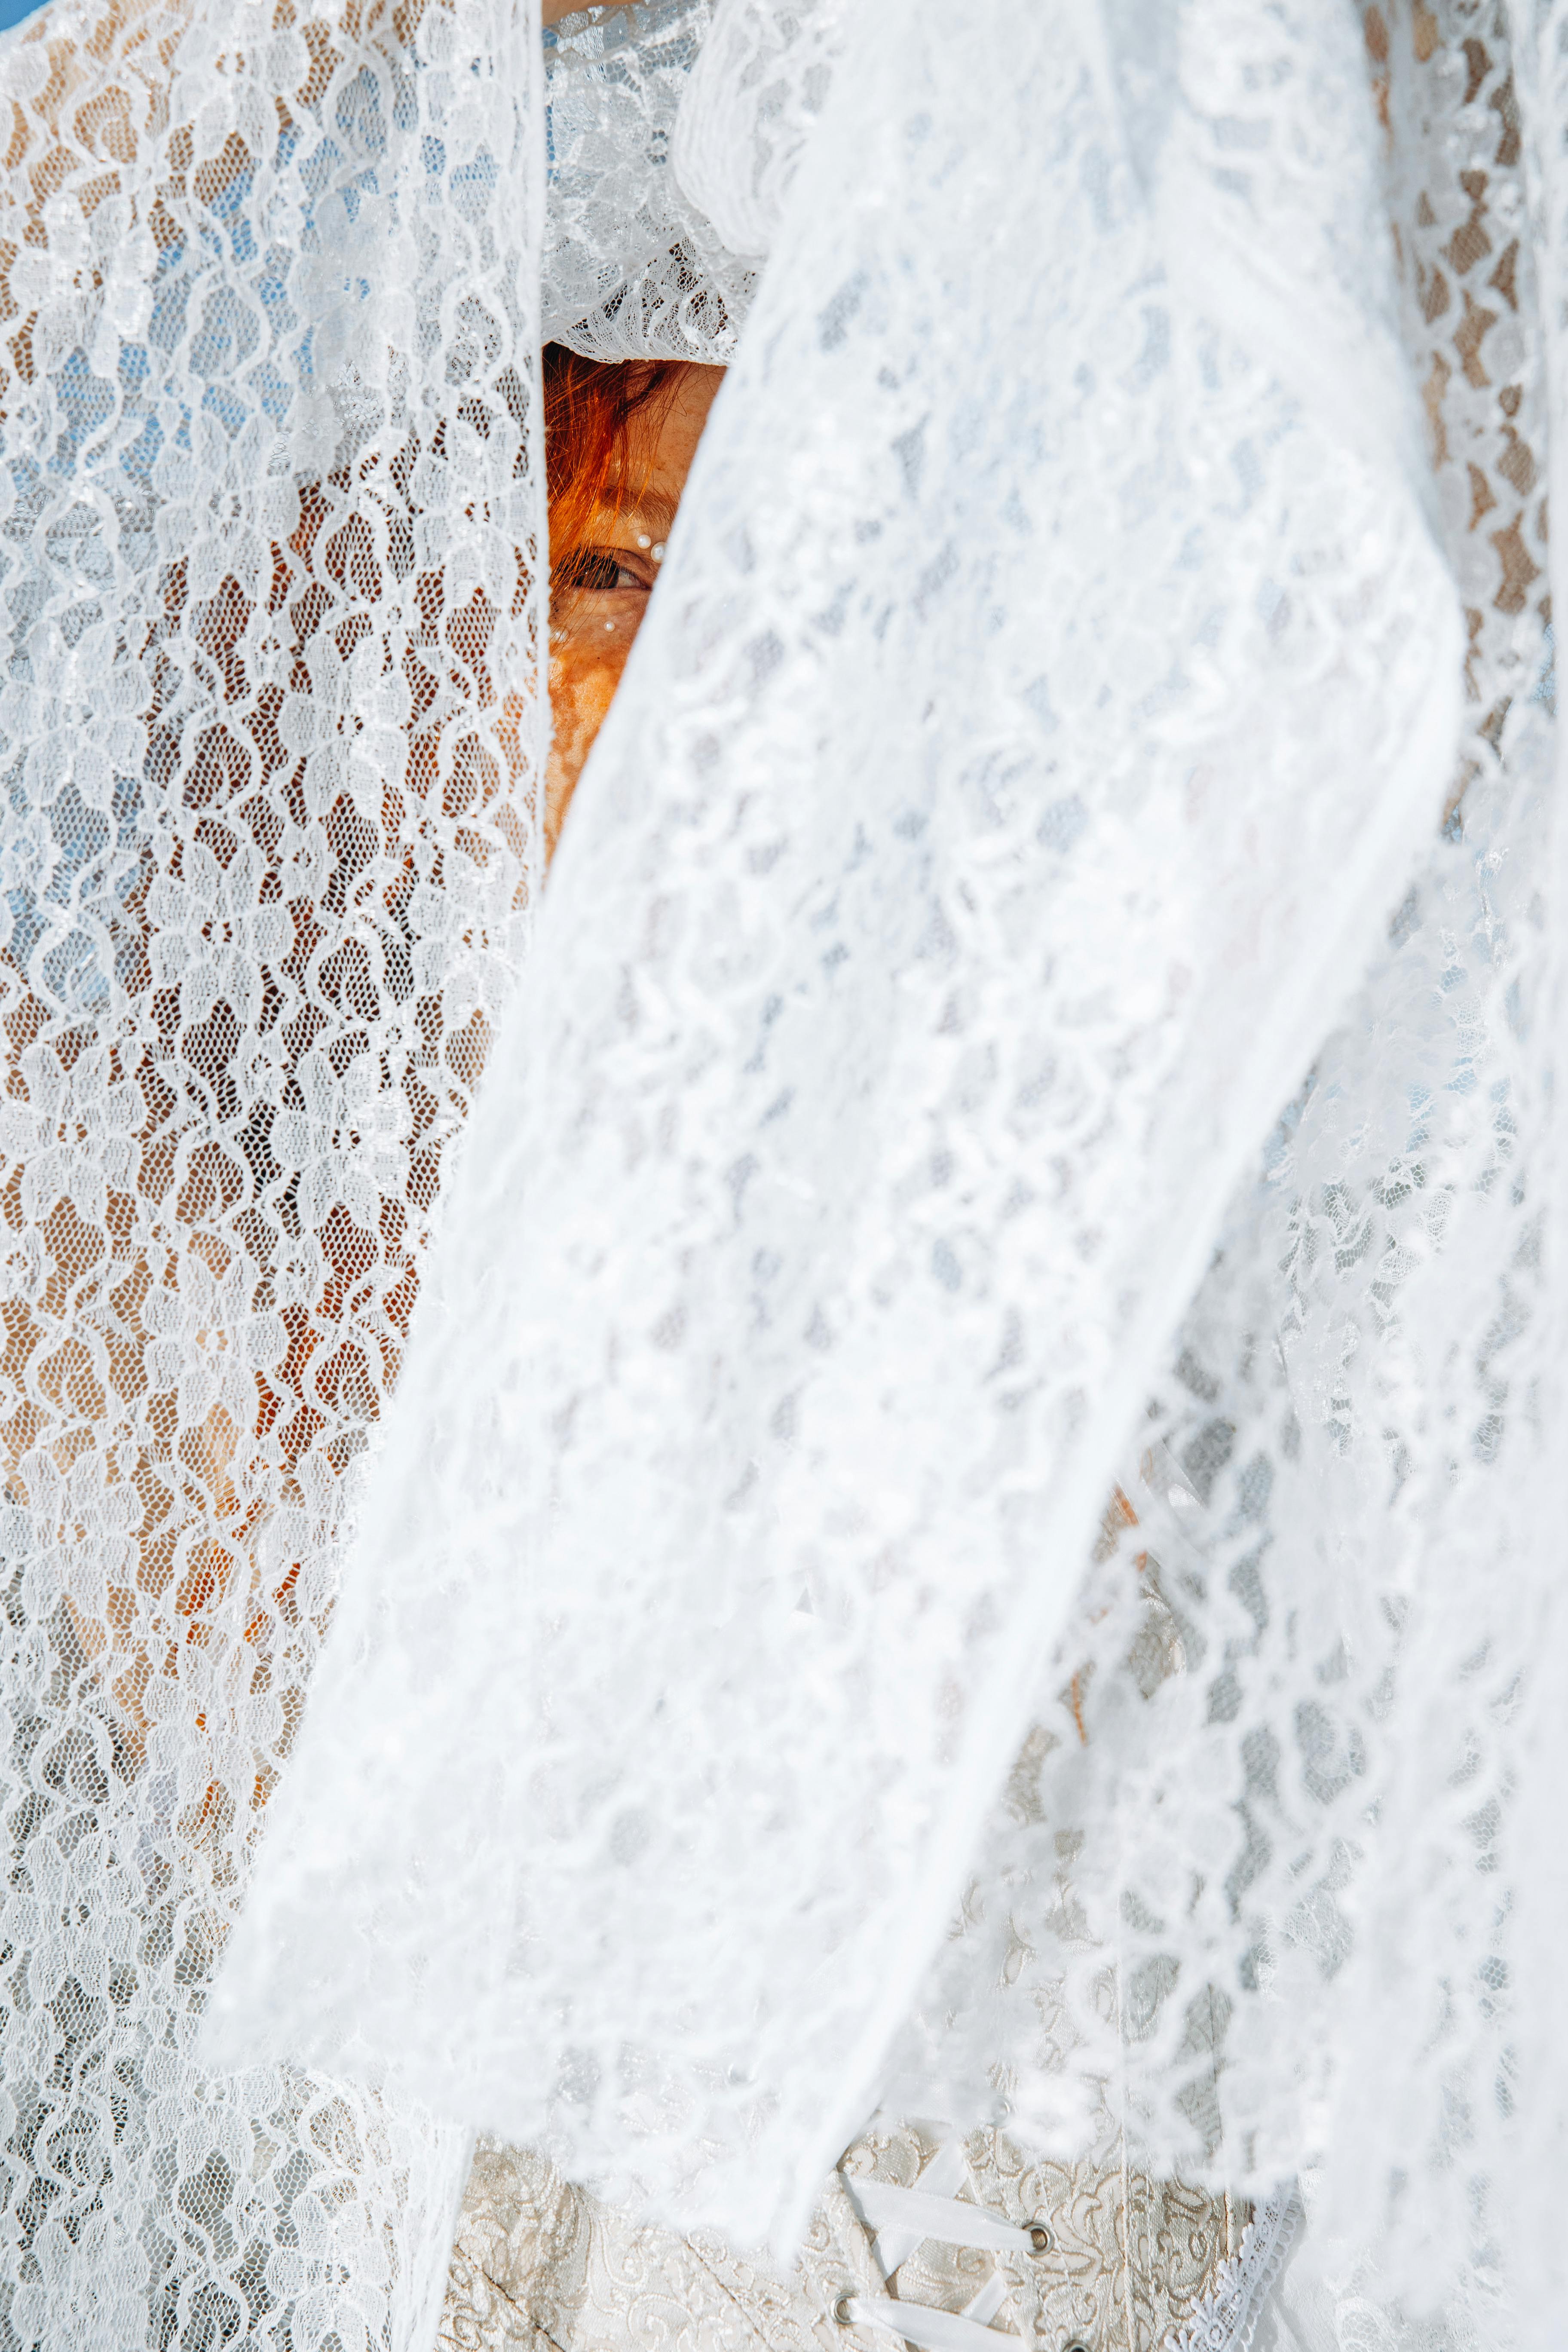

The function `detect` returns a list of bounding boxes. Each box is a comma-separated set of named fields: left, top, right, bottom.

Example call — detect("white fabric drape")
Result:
left=2, top=0, right=1566, bottom=2345
left=217, top=0, right=1558, bottom=2319
left=0, top=0, right=542, bottom=2342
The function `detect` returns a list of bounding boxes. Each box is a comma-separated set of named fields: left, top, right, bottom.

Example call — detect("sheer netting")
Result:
left=209, top=0, right=1563, bottom=2336
left=882, top=0, right=1562, bottom=2316
left=0, top=0, right=544, bottom=2344
left=3, top=0, right=1568, bottom=2349
left=542, top=0, right=753, bottom=361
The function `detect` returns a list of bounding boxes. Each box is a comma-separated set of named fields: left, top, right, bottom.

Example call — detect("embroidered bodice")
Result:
left=441, top=2128, right=1297, bottom=2352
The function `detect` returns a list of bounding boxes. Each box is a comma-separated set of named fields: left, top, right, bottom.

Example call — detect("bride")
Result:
left=0, top=0, right=1559, bottom=2347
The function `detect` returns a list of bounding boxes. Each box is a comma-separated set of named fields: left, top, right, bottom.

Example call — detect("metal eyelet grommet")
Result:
left=1025, top=2219, right=1053, bottom=2255
left=834, top=2294, right=858, bottom=2327
left=1061, top=2341, right=1091, bottom=2352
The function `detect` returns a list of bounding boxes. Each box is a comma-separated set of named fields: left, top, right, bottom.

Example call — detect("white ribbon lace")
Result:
left=839, top=2144, right=1299, bottom=2352
left=838, top=2143, right=1033, bottom=2352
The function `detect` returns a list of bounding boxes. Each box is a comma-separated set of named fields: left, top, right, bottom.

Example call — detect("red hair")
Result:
left=543, top=344, right=688, bottom=581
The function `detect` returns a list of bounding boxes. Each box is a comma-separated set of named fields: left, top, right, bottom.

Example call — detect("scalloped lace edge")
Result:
left=1163, top=2184, right=1302, bottom=2352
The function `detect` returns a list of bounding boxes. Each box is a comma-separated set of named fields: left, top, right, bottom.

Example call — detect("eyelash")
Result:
left=553, top=547, right=651, bottom=594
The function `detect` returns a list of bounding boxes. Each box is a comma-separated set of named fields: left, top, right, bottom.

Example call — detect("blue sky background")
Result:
left=0, top=0, right=44, bottom=30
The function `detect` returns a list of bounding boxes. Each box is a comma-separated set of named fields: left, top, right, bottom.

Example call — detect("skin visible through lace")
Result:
left=31, top=352, right=720, bottom=1740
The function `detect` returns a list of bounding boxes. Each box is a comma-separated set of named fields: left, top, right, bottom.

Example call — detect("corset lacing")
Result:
left=835, top=2140, right=1070, bottom=2352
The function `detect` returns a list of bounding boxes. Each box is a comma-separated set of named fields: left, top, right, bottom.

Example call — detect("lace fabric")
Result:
left=2, top=0, right=1567, bottom=2345
left=0, top=0, right=542, bottom=2341
left=879, top=6, right=1557, bottom=2306
left=1165, top=2190, right=1299, bottom=2352
left=543, top=0, right=755, bottom=359
left=668, top=0, right=844, bottom=262
left=211, top=0, right=1536, bottom=2303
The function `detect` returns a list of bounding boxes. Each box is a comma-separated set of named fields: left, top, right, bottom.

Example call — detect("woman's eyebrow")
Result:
left=594, top=489, right=679, bottom=542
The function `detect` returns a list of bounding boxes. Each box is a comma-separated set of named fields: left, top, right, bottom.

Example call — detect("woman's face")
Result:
left=545, top=364, right=725, bottom=856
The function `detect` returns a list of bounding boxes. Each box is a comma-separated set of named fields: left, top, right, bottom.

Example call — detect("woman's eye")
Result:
left=554, top=547, right=650, bottom=594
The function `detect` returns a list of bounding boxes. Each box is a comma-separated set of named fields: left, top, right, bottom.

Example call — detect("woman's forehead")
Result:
left=627, top=367, right=724, bottom=491
left=587, top=486, right=679, bottom=542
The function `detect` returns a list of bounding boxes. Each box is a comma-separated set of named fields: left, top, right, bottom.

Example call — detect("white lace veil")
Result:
left=0, top=0, right=540, bottom=2343
left=3, top=0, right=1566, bottom=2346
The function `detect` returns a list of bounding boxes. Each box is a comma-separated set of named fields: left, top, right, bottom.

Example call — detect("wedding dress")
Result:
left=0, top=2, right=1564, bottom=2349
left=439, top=2128, right=1300, bottom=2352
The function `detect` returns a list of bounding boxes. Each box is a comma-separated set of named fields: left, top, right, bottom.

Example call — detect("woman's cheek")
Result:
left=545, top=634, right=635, bottom=855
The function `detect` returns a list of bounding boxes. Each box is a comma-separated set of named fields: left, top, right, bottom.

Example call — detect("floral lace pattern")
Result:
left=0, top=0, right=542, bottom=2343
left=868, top=0, right=1556, bottom=2308
left=669, top=0, right=845, bottom=262
left=1, top=0, right=1565, bottom=2346
left=544, top=0, right=754, bottom=358
left=210, top=0, right=1476, bottom=2277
